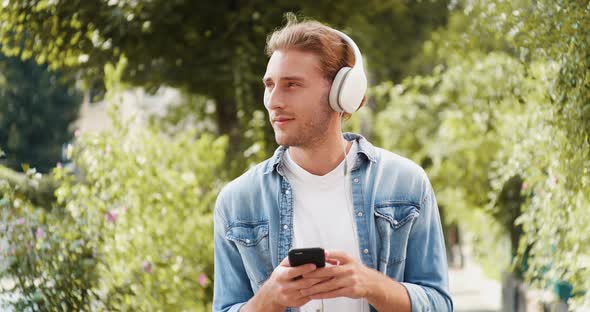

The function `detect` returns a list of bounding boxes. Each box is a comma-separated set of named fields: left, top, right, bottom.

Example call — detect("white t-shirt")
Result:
left=283, top=141, right=370, bottom=312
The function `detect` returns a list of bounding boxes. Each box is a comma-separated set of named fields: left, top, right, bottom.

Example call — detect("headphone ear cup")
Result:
left=338, top=67, right=367, bottom=113
left=329, top=67, right=352, bottom=112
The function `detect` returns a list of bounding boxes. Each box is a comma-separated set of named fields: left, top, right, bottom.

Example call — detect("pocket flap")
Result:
left=374, top=202, right=420, bottom=229
left=226, top=221, right=269, bottom=247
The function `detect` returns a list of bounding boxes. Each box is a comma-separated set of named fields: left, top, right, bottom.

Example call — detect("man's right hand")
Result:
left=242, top=256, right=328, bottom=312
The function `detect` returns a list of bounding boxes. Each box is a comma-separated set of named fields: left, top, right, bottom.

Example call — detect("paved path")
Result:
left=449, top=260, right=502, bottom=312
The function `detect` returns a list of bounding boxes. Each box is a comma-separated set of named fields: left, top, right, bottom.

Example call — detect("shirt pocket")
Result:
left=374, top=202, right=420, bottom=267
left=225, top=220, right=273, bottom=288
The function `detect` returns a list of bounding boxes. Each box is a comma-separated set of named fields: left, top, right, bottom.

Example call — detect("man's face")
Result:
left=263, top=49, right=335, bottom=147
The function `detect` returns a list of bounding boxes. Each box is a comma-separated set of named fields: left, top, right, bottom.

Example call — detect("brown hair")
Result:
left=265, top=13, right=366, bottom=119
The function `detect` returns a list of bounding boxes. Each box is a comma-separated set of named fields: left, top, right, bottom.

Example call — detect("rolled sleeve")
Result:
left=401, top=282, right=452, bottom=312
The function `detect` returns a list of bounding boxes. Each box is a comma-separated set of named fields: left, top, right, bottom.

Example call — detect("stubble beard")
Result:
left=274, top=93, right=333, bottom=148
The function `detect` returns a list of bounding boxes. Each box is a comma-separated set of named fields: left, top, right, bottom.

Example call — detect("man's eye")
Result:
left=287, top=82, right=299, bottom=88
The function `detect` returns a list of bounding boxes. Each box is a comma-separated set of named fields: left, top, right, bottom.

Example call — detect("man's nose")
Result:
left=265, top=88, right=284, bottom=110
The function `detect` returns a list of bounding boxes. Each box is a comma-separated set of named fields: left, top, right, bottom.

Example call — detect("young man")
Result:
left=213, top=17, right=452, bottom=312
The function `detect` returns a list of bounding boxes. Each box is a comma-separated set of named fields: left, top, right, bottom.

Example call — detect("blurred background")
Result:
left=0, top=0, right=588, bottom=311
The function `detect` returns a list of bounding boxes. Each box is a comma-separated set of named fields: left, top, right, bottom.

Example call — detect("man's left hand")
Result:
left=299, top=250, right=376, bottom=300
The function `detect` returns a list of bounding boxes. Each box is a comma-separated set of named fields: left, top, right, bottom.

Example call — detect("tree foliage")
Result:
left=483, top=0, right=590, bottom=306
left=0, top=60, right=227, bottom=310
left=373, top=51, right=540, bottom=276
left=0, top=0, right=449, bottom=176
left=0, top=53, right=82, bottom=173
left=373, top=0, right=590, bottom=306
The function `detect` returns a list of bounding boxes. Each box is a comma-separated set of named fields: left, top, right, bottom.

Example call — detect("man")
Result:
left=213, top=16, right=452, bottom=312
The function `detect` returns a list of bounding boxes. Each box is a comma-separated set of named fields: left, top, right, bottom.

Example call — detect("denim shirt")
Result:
left=213, top=133, right=453, bottom=312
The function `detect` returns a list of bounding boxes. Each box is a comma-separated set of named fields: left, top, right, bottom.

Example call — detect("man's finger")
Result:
left=279, top=256, right=291, bottom=267
left=325, top=250, right=353, bottom=264
left=302, top=265, right=345, bottom=279
left=300, top=277, right=348, bottom=297
left=309, top=287, right=349, bottom=300
left=283, top=263, right=317, bottom=280
left=286, top=277, right=330, bottom=291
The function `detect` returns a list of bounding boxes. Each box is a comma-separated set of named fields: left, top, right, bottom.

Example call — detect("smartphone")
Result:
left=288, top=247, right=326, bottom=268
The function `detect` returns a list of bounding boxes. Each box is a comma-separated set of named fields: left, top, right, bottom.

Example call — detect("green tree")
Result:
left=477, top=0, right=590, bottom=306
left=0, top=0, right=449, bottom=176
left=373, top=51, right=542, bottom=277
left=0, top=53, right=82, bottom=173
left=372, top=0, right=590, bottom=306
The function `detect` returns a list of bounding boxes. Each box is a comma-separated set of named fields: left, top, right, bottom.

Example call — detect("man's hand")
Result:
left=242, top=256, right=329, bottom=312
left=298, top=250, right=374, bottom=299
left=299, top=250, right=412, bottom=312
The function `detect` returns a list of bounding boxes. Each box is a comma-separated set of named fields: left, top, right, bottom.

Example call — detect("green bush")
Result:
left=1, top=116, right=226, bottom=311
left=1, top=165, right=100, bottom=311
left=1, top=60, right=228, bottom=311
left=372, top=0, right=590, bottom=305
left=56, top=114, right=225, bottom=311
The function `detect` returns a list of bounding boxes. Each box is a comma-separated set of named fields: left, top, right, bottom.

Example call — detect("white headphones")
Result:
left=264, top=29, right=367, bottom=114
left=328, top=29, right=367, bottom=113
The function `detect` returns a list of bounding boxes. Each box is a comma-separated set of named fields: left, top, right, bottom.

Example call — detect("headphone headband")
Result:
left=331, top=29, right=365, bottom=72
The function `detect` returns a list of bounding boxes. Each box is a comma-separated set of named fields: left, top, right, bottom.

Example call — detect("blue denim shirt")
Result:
left=213, top=133, right=453, bottom=312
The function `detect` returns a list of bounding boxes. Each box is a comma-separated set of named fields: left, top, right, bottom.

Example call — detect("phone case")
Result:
left=288, top=247, right=326, bottom=268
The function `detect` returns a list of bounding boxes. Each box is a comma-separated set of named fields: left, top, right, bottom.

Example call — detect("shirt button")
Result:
left=285, top=189, right=290, bottom=194
left=245, top=239, right=251, bottom=244
left=363, top=249, right=369, bottom=254
left=392, top=220, right=399, bottom=226
left=357, top=211, right=363, bottom=217
left=283, top=224, right=288, bottom=230
left=353, top=178, right=359, bottom=183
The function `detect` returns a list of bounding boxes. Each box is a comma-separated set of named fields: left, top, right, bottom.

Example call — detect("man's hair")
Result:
left=265, top=13, right=367, bottom=119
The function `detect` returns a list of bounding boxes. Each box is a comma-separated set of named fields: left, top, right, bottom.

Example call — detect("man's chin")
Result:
left=274, top=133, right=295, bottom=147
left=274, top=136, right=288, bottom=146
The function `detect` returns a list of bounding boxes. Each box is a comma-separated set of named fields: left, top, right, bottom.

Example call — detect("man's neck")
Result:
left=288, top=132, right=352, bottom=176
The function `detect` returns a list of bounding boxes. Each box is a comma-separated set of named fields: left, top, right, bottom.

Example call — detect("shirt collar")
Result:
left=263, top=132, right=377, bottom=175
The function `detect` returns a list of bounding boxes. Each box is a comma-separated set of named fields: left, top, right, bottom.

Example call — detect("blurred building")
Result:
left=75, top=87, right=181, bottom=133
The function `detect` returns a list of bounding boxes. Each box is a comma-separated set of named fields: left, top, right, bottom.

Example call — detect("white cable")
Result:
left=340, top=113, right=348, bottom=177
left=339, top=113, right=365, bottom=312
left=311, top=114, right=361, bottom=312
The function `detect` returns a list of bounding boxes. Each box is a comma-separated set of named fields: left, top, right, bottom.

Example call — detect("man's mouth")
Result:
left=273, top=117, right=295, bottom=126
